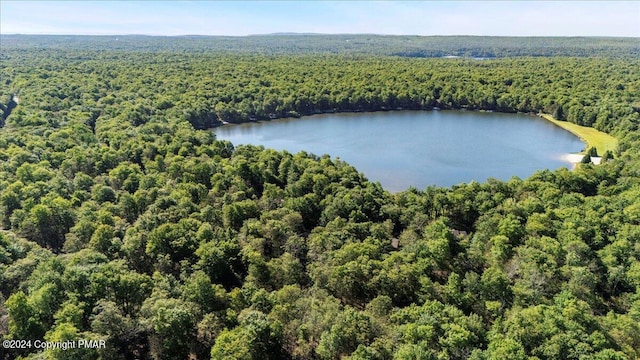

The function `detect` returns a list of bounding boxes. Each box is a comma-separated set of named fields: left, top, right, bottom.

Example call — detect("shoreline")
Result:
left=560, top=153, right=602, bottom=169
left=215, top=109, right=614, bottom=170
left=538, top=113, right=618, bottom=155
left=215, top=107, right=524, bottom=128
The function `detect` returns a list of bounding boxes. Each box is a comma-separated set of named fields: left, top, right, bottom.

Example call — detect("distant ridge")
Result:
left=254, top=32, right=326, bottom=36
left=1, top=34, right=638, bottom=57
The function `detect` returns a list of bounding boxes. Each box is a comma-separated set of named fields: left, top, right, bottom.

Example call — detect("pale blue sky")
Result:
left=1, top=1, right=639, bottom=37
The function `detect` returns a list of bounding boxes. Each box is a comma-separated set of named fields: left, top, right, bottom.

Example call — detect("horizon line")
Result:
left=2, top=33, right=639, bottom=39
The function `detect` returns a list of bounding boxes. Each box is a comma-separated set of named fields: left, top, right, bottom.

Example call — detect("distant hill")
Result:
left=1, top=34, right=638, bottom=57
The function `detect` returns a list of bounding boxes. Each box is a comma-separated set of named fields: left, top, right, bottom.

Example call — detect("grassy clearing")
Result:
left=540, top=114, right=618, bottom=155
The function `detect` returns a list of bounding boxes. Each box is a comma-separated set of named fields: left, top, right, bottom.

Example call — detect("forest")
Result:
left=1, top=34, right=639, bottom=57
left=0, top=35, right=640, bottom=359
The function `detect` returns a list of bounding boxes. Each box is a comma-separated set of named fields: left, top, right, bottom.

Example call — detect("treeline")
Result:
left=1, top=50, right=638, bottom=135
left=1, top=34, right=639, bottom=57
left=0, top=45, right=640, bottom=359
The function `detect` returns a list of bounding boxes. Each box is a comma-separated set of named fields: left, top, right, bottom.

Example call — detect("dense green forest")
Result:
left=1, top=34, right=639, bottom=57
left=1, top=36, right=640, bottom=359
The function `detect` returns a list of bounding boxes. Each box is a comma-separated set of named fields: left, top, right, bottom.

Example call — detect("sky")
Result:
left=1, top=1, right=639, bottom=37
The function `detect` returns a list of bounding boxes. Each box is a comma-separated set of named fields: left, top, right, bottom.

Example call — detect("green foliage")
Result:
left=2, top=34, right=638, bottom=57
left=1, top=36, right=639, bottom=359
left=141, top=297, right=199, bottom=359
left=210, top=309, right=283, bottom=360
left=489, top=292, right=626, bottom=359
left=5, top=291, right=45, bottom=340
left=316, top=307, right=378, bottom=359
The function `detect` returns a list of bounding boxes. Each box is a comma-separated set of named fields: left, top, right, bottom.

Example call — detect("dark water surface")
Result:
left=215, top=111, right=585, bottom=192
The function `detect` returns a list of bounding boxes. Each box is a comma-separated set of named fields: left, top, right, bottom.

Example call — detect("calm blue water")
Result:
left=215, top=110, right=585, bottom=191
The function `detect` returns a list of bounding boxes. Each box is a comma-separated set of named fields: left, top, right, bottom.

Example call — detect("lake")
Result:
left=215, top=110, right=585, bottom=192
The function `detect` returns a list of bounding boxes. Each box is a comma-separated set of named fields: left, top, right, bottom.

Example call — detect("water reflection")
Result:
left=215, top=110, right=585, bottom=191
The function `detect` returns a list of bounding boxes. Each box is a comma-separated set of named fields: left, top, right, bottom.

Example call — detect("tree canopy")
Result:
left=1, top=35, right=639, bottom=359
